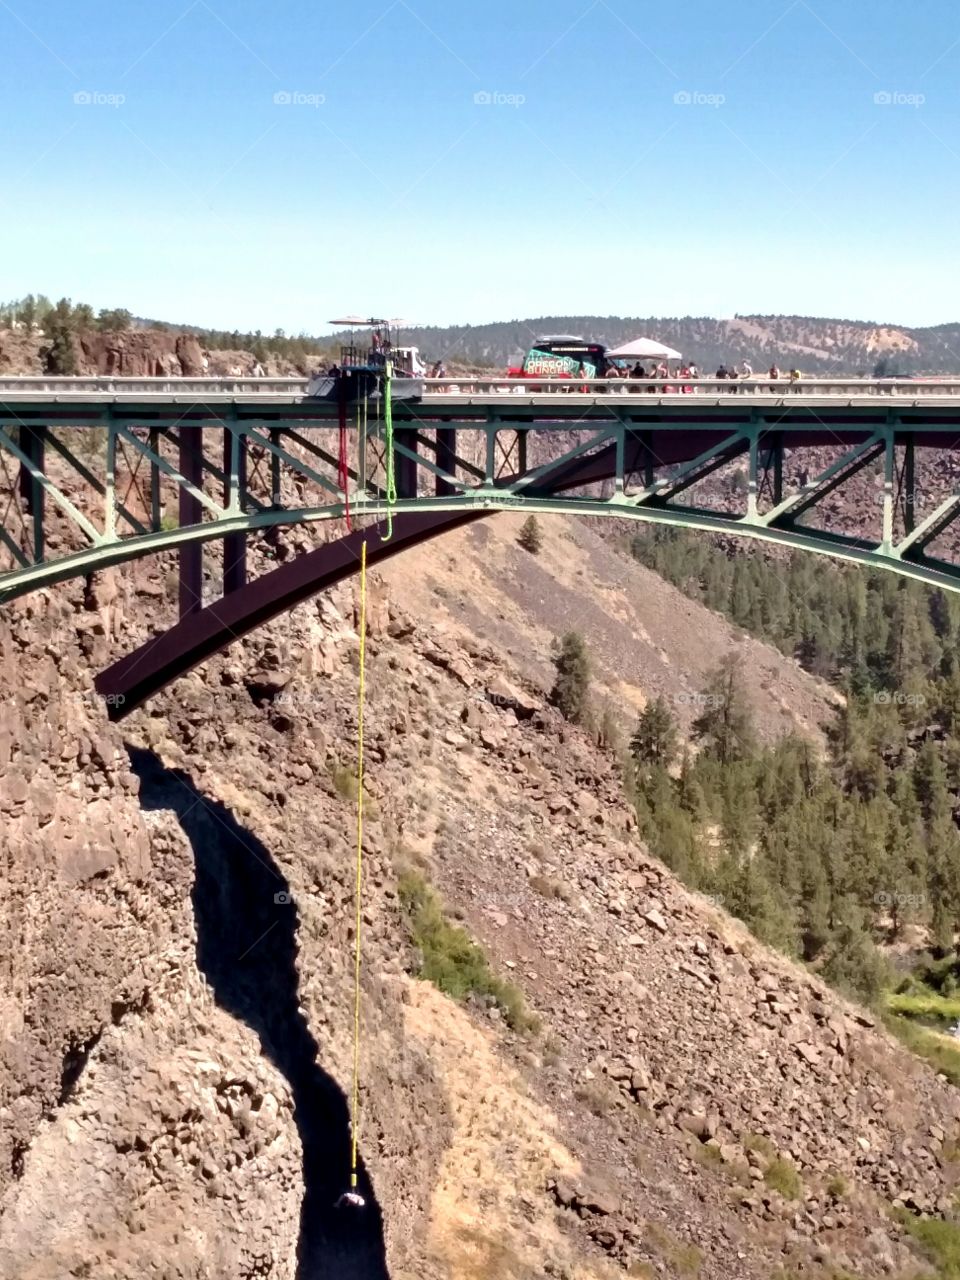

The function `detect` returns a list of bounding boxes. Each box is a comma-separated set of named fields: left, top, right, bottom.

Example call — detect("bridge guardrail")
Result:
left=1, top=375, right=960, bottom=398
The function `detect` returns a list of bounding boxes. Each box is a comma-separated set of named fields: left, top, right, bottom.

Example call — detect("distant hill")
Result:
left=402, top=314, right=960, bottom=375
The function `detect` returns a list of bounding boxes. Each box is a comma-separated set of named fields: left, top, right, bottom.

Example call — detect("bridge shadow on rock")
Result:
left=128, top=746, right=389, bottom=1280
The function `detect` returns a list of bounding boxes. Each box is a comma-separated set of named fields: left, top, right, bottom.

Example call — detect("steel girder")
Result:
left=4, top=412, right=960, bottom=606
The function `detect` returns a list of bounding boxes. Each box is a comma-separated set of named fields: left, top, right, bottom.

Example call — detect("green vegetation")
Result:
left=397, top=871, right=538, bottom=1033
left=628, top=527, right=960, bottom=1008
left=550, top=631, right=591, bottom=725
left=517, top=514, right=544, bottom=554
left=763, top=1157, right=803, bottom=1200
left=328, top=760, right=359, bottom=801
left=886, top=991, right=960, bottom=1023
left=897, top=1211, right=960, bottom=1278
left=881, top=1009, right=960, bottom=1087
left=0, top=294, right=334, bottom=368
left=644, top=1223, right=703, bottom=1277
left=825, top=1173, right=849, bottom=1199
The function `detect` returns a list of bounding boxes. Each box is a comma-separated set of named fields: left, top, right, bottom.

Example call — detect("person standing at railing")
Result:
left=740, top=359, right=753, bottom=380
left=727, top=365, right=739, bottom=394
left=680, top=364, right=695, bottom=394
left=430, top=360, right=446, bottom=379
left=790, top=368, right=803, bottom=392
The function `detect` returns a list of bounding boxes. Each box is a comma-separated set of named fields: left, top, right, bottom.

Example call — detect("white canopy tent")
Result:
left=605, top=337, right=683, bottom=361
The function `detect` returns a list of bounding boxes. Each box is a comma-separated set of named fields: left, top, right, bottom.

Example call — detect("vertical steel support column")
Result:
left=747, top=426, right=759, bottom=520
left=615, top=426, right=625, bottom=494
left=149, top=427, right=161, bottom=529
left=517, top=427, right=527, bottom=477
left=485, top=427, right=496, bottom=485
left=395, top=428, right=418, bottom=499
left=105, top=419, right=117, bottom=542
left=178, top=426, right=204, bottom=617
left=642, top=430, right=655, bottom=488
left=18, top=424, right=45, bottom=563
left=904, top=433, right=916, bottom=536
left=881, top=426, right=895, bottom=552
left=436, top=420, right=456, bottom=496
left=223, top=421, right=247, bottom=594
left=270, top=428, right=282, bottom=506
left=772, top=433, right=783, bottom=506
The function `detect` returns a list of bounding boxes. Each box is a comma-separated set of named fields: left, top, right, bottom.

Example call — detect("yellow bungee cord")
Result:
left=339, top=363, right=395, bottom=1212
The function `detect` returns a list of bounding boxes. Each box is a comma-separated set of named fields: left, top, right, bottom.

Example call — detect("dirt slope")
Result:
left=381, top=512, right=839, bottom=745
left=0, top=522, right=953, bottom=1280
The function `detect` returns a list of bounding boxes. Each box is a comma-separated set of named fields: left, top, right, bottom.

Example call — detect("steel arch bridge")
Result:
left=3, top=374, right=960, bottom=716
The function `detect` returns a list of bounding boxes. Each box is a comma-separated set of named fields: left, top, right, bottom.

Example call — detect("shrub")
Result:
left=517, top=514, right=543, bottom=554
left=328, top=760, right=359, bottom=801
left=397, top=872, right=538, bottom=1033
left=742, top=1132, right=776, bottom=1159
left=825, top=1173, right=849, bottom=1199
left=764, top=1157, right=803, bottom=1200
left=529, top=874, right=573, bottom=903
left=645, top=1223, right=702, bottom=1277
left=897, top=1211, right=960, bottom=1277
left=573, top=1079, right=618, bottom=1117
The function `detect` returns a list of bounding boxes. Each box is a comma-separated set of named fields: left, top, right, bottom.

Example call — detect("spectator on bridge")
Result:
left=740, top=359, right=753, bottom=378
left=680, top=364, right=695, bottom=394
left=716, top=363, right=729, bottom=380
left=687, top=362, right=699, bottom=379
left=790, top=367, right=803, bottom=390
left=430, top=360, right=447, bottom=379
left=630, top=362, right=645, bottom=379
left=769, top=364, right=781, bottom=380
left=727, top=365, right=739, bottom=394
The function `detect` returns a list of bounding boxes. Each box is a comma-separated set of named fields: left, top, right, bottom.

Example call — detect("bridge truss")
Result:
left=3, top=377, right=960, bottom=712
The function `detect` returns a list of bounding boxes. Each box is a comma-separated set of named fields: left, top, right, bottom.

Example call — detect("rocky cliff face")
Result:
left=0, top=327, right=310, bottom=378
left=1, top=520, right=958, bottom=1279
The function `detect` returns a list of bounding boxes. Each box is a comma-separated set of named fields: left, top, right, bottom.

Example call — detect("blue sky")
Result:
left=2, top=0, right=958, bottom=333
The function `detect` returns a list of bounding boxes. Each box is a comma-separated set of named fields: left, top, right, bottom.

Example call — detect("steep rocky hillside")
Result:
left=404, top=315, right=960, bottom=375
left=0, top=519, right=957, bottom=1279
left=4, top=311, right=960, bottom=379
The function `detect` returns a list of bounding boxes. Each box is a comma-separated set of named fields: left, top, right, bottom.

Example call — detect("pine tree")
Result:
left=44, top=298, right=78, bottom=374
left=550, top=631, right=591, bottom=724
left=518, top=514, right=544, bottom=554
left=630, top=696, right=678, bottom=772
left=96, top=307, right=132, bottom=332
left=821, top=896, right=889, bottom=1004
left=691, top=653, right=755, bottom=765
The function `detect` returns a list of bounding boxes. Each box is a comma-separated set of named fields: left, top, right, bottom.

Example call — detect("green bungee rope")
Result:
left=381, top=361, right=396, bottom=542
